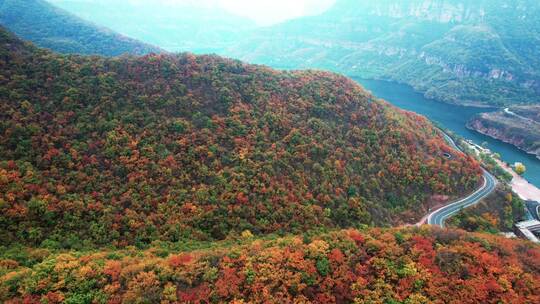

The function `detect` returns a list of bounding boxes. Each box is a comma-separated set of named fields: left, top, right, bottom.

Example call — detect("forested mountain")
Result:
left=0, top=0, right=161, bottom=56
left=49, top=0, right=256, bottom=54
left=2, top=227, right=539, bottom=303
left=0, top=26, right=481, bottom=249
left=227, top=0, right=540, bottom=106
left=1, top=21, right=539, bottom=304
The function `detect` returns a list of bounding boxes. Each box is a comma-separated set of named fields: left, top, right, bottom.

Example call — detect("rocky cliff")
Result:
left=331, top=0, right=489, bottom=22
left=467, top=108, right=540, bottom=159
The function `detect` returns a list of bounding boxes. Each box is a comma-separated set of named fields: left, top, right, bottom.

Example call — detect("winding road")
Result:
left=504, top=108, right=540, bottom=126
left=426, top=132, right=498, bottom=227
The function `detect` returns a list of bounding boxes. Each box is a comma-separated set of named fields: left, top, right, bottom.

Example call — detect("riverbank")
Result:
left=494, top=159, right=540, bottom=201
left=461, top=137, right=540, bottom=201
left=356, top=78, right=540, bottom=189
left=467, top=106, right=540, bottom=161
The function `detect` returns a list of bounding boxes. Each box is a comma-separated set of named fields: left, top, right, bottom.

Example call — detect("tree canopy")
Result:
left=0, top=26, right=483, bottom=249
left=1, top=227, right=539, bottom=303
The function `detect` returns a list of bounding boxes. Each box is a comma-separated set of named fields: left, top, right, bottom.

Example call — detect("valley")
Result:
left=2, top=23, right=539, bottom=303
left=356, top=78, right=540, bottom=189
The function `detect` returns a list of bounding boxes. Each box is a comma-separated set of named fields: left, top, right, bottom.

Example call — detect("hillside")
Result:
left=1, top=227, right=539, bottom=303
left=0, top=27, right=482, bottom=249
left=467, top=106, right=540, bottom=159
left=227, top=0, right=540, bottom=106
left=48, top=0, right=256, bottom=54
left=0, top=0, right=161, bottom=56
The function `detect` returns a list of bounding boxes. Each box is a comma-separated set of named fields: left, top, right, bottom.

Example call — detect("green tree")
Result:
left=515, top=163, right=527, bottom=175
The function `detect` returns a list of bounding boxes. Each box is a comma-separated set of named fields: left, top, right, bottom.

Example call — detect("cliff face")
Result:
left=343, top=0, right=540, bottom=96
left=467, top=109, right=540, bottom=159
left=467, top=118, right=528, bottom=150
left=332, top=0, right=537, bottom=21
left=331, top=0, right=489, bottom=22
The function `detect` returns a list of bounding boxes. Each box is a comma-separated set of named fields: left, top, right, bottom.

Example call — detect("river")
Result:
left=355, top=78, right=540, bottom=189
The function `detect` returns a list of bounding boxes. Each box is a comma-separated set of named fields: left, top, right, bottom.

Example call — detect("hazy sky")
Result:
left=50, top=0, right=337, bottom=25
left=217, top=0, right=336, bottom=25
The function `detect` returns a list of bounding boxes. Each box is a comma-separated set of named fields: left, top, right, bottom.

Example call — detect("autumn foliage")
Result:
left=1, top=227, right=539, bottom=303
left=0, top=27, right=483, bottom=248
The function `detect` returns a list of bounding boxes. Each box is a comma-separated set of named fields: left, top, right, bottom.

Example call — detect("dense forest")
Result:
left=0, top=26, right=482, bottom=249
left=0, top=0, right=161, bottom=56
left=1, top=227, right=539, bottom=303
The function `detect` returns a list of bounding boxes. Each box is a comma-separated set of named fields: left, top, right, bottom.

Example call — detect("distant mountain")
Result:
left=0, top=26, right=481, bottom=248
left=49, top=0, right=256, bottom=54
left=0, top=0, right=161, bottom=56
left=228, top=0, right=540, bottom=106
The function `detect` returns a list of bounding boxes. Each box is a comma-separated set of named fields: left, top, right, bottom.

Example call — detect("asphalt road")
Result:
left=427, top=131, right=498, bottom=227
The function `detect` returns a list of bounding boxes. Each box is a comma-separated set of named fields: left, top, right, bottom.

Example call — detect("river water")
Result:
left=355, top=78, right=540, bottom=188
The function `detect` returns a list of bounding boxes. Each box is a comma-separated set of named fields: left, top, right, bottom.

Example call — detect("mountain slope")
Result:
left=0, top=27, right=481, bottom=248
left=227, top=0, right=540, bottom=106
left=0, top=0, right=161, bottom=56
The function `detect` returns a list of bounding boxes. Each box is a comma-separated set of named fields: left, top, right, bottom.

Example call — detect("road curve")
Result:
left=427, top=131, right=498, bottom=227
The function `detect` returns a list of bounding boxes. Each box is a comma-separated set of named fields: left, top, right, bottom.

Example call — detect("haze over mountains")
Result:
left=48, top=0, right=257, bottom=54
left=228, top=0, right=540, bottom=106
left=42, top=0, right=540, bottom=107
left=0, top=0, right=161, bottom=56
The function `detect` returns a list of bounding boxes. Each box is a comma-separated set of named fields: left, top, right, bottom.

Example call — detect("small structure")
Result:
left=526, top=201, right=540, bottom=221
left=514, top=220, right=540, bottom=243
left=463, top=139, right=491, bottom=155
left=500, top=232, right=517, bottom=239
